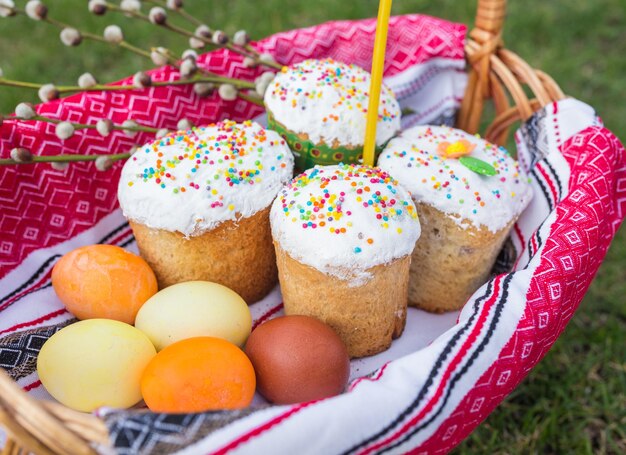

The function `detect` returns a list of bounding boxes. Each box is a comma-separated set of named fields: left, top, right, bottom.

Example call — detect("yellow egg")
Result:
left=37, top=319, right=156, bottom=412
left=135, top=281, right=252, bottom=351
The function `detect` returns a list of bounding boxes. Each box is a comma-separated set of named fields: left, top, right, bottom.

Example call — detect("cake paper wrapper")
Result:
left=266, top=112, right=388, bottom=170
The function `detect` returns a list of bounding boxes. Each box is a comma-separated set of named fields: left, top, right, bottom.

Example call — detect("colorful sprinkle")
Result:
left=123, top=120, right=292, bottom=223
left=267, top=58, right=398, bottom=123
left=378, top=125, right=532, bottom=232
left=276, top=163, right=418, bottom=255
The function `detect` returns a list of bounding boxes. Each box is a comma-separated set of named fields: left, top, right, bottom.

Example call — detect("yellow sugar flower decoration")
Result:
left=437, top=139, right=476, bottom=159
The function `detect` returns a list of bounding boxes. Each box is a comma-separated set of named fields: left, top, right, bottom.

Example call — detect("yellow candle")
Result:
left=363, top=0, right=393, bottom=167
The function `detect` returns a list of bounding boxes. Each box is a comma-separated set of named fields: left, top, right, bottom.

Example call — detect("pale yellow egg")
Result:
left=37, top=319, right=156, bottom=412
left=135, top=281, right=252, bottom=351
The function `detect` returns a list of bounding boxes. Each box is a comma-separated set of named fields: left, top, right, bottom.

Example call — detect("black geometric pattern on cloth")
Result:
left=489, top=104, right=556, bottom=276
left=0, top=319, right=75, bottom=381
left=99, top=106, right=504, bottom=454
left=518, top=106, right=549, bottom=169
left=491, top=237, right=517, bottom=276
left=373, top=275, right=513, bottom=454
left=0, top=222, right=134, bottom=382
left=103, top=406, right=267, bottom=455
left=0, top=111, right=542, bottom=455
left=340, top=275, right=505, bottom=454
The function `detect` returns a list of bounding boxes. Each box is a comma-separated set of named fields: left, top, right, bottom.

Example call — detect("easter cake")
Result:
left=264, top=58, right=401, bottom=170
left=270, top=163, right=421, bottom=358
left=117, top=120, right=294, bottom=303
left=378, top=125, right=533, bottom=312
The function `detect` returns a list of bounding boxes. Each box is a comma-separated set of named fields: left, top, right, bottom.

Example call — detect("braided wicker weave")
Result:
left=0, top=1, right=565, bottom=453
left=459, top=0, right=565, bottom=144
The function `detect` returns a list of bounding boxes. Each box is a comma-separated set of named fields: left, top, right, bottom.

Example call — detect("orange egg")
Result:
left=51, top=244, right=158, bottom=324
left=141, top=337, right=256, bottom=413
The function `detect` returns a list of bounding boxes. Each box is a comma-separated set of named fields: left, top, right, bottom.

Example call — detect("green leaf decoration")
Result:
left=459, top=156, right=497, bottom=176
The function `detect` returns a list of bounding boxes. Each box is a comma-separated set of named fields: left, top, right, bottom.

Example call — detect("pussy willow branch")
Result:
left=237, top=92, right=264, bottom=105
left=237, top=92, right=263, bottom=106
left=10, top=114, right=160, bottom=133
left=8, top=8, right=263, bottom=105
left=13, top=7, right=172, bottom=63
left=103, top=2, right=282, bottom=70
left=148, top=0, right=270, bottom=63
left=0, top=2, right=268, bottom=169
left=0, top=76, right=256, bottom=93
left=144, top=0, right=205, bottom=28
left=0, top=152, right=130, bottom=166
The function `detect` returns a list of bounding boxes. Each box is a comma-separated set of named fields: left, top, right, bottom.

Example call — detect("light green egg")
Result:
left=135, top=281, right=252, bottom=351
left=37, top=319, right=156, bottom=412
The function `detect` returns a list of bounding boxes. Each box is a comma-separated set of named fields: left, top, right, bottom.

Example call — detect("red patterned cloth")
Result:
left=1, top=14, right=624, bottom=455
left=0, top=14, right=465, bottom=275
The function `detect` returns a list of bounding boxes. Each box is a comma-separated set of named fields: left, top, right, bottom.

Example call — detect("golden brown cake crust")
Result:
left=274, top=244, right=410, bottom=358
left=408, top=202, right=513, bottom=313
left=129, top=207, right=277, bottom=304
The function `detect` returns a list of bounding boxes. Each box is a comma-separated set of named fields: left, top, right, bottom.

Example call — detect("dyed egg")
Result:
left=141, top=337, right=256, bottom=412
left=37, top=319, right=156, bottom=412
left=135, top=281, right=252, bottom=351
left=52, top=244, right=158, bottom=324
left=245, top=315, right=350, bottom=404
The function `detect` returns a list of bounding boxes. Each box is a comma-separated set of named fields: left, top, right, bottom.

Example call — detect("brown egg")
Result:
left=245, top=315, right=350, bottom=404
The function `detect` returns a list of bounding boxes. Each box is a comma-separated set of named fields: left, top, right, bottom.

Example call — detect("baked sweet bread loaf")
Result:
left=264, top=58, right=401, bottom=170
left=378, top=125, right=533, bottom=312
left=270, top=163, right=421, bottom=357
left=118, top=120, right=294, bottom=303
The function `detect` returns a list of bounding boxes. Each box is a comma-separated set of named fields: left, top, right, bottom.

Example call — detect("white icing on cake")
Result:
left=378, top=125, right=533, bottom=233
left=118, top=120, right=294, bottom=236
left=264, top=58, right=401, bottom=146
left=270, top=164, right=421, bottom=285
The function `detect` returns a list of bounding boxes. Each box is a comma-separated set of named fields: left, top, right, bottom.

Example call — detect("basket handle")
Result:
left=475, top=0, right=507, bottom=35
left=457, top=0, right=565, bottom=144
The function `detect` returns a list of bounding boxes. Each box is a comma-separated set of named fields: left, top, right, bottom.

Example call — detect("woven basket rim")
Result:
left=0, top=1, right=569, bottom=453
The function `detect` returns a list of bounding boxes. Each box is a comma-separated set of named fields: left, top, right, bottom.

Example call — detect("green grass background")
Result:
left=1, top=1, right=624, bottom=453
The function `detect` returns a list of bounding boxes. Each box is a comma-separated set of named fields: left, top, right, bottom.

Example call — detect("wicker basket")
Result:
left=0, top=0, right=566, bottom=453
